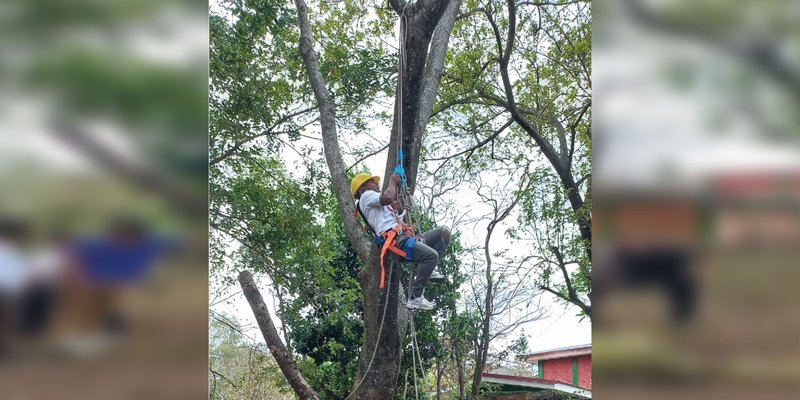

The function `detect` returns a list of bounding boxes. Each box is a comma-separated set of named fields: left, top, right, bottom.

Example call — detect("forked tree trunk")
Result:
left=291, top=0, right=461, bottom=398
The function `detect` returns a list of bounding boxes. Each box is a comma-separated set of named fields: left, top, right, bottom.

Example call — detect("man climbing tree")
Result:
left=242, top=0, right=463, bottom=398
left=351, top=172, right=449, bottom=310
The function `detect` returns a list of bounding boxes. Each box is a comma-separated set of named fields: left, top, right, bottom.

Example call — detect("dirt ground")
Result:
left=0, top=265, right=209, bottom=400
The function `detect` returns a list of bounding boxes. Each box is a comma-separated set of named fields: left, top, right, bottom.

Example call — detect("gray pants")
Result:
left=397, top=226, right=449, bottom=298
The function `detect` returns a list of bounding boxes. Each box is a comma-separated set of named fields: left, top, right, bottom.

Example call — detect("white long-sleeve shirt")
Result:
left=358, top=190, right=399, bottom=235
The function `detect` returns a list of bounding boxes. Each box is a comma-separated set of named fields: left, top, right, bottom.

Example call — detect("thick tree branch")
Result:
left=293, top=0, right=370, bottom=264
left=494, top=0, right=518, bottom=110
left=475, top=89, right=563, bottom=171
left=238, top=270, right=320, bottom=400
left=503, top=0, right=517, bottom=65
left=386, top=0, right=461, bottom=192
left=476, top=84, right=592, bottom=260
left=51, top=121, right=206, bottom=216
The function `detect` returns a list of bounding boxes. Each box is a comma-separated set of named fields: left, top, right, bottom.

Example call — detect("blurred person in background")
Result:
left=0, top=217, right=31, bottom=359
left=60, top=217, right=179, bottom=354
left=17, top=229, right=69, bottom=342
left=594, top=237, right=701, bottom=326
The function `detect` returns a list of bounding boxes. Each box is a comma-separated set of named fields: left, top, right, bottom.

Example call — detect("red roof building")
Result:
left=522, top=344, right=592, bottom=390
left=479, top=345, right=592, bottom=399
left=481, top=373, right=591, bottom=399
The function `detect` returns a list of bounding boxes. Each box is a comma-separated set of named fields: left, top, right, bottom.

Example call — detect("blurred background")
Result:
left=0, top=0, right=208, bottom=399
left=594, top=0, right=799, bottom=399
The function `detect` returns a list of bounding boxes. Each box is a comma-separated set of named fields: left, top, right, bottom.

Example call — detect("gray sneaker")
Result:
left=406, top=295, right=435, bottom=310
left=429, top=270, right=445, bottom=283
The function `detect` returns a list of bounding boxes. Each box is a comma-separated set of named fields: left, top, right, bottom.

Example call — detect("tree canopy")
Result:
left=209, top=0, right=592, bottom=398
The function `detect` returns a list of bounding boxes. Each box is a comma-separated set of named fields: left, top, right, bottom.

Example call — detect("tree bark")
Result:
left=384, top=0, right=462, bottom=193
left=238, top=270, right=320, bottom=400
left=350, top=252, right=406, bottom=399
left=293, top=0, right=370, bottom=264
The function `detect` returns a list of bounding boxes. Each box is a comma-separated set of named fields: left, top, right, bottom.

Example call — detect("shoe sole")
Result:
left=406, top=303, right=435, bottom=310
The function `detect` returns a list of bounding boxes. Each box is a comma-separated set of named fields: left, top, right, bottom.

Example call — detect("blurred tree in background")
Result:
left=1, top=0, right=208, bottom=218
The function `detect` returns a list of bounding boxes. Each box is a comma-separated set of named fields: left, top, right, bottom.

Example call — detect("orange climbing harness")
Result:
left=353, top=205, right=416, bottom=289
left=377, top=223, right=414, bottom=288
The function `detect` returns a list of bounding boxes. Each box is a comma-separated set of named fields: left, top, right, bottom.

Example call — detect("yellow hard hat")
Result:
left=351, top=173, right=380, bottom=198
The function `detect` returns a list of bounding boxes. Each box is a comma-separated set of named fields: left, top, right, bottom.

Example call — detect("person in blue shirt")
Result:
left=69, top=217, right=178, bottom=335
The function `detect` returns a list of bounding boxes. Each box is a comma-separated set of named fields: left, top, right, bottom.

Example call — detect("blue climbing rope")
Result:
left=394, top=148, right=407, bottom=189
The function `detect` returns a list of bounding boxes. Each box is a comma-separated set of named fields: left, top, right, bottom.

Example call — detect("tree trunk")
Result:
left=457, top=358, right=466, bottom=400
left=383, top=0, right=461, bottom=192
left=238, top=271, right=320, bottom=400
left=350, top=252, right=406, bottom=399
left=291, top=0, right=461, bottom=397
left=436, top=354, right=443, bottom=400
left=402, top=368, right=409, bottom=400
left=354, top=4, right=459, bottom=397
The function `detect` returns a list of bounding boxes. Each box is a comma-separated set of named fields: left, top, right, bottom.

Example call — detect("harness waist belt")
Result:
left=377, top=224, right=415, bottom=289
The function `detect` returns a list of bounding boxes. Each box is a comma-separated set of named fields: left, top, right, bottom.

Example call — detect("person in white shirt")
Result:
left=18, top=230, right=68, bottom=337
left=0, top=218, right=30, bottom=357
left=351, top=173, right=450, bottom=310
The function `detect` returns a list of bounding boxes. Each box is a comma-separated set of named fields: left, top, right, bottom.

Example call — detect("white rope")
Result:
left=397, top=5, right=408, bottom=170
left=411, top=322, right=420, bottom=400
left=411, top=314, right=430, bottom=399
left=344, top=262, right=394, bottom=400
left=397, top=9, right=436, bottom=398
